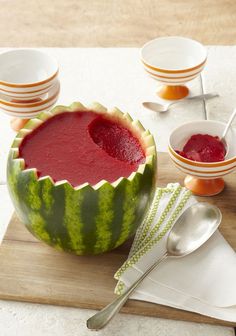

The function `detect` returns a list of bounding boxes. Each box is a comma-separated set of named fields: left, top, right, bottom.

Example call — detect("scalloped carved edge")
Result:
left=10, top=102, right=156, bottom=191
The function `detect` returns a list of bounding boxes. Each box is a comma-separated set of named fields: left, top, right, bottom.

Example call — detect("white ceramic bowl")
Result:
left=0, top=49, right=58, bottom=94
left=0, top=80, right=60, bottom=118
left=141, top=36, right=207, bottom=100
left=168, top=120, right=236, bottom=195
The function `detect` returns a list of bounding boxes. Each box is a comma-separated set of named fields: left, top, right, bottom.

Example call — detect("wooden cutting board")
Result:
left=0, top=152, right=235, bottom=327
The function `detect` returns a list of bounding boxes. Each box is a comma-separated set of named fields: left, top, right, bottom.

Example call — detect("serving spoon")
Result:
left=221, top=108, right=236, bottom=157
left=143, top=92, right=219, bottom=113
left=87, top=202, right=222, bottom=330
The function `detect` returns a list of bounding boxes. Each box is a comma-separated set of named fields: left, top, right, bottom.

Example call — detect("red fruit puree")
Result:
left=19, top=111, right=145, bottom=186
left=176, top=134, right=226, bottom=163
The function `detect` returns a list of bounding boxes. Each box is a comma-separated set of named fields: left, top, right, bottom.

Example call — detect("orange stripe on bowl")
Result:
left=142, top=59, right=206, bottom=74
left=146, top=70, right=195, bottom=84
left=0, top=69, right=58, bottom=88
left=174, top=165, right=233, bottom=178
left=0, top=83, right=52, bottom=94
left=149, top=77, right=187, bottom=84
left=168, top=146, right=236, bottom=167
left=0, top=87, right=60, bottom=108
left=1, top=99, right=57, bottom=115
left=173, top=167, right=226, bottom=179
left=172, top=158, right=236, bottom=175
left=145, top=68, right=202, bottom=80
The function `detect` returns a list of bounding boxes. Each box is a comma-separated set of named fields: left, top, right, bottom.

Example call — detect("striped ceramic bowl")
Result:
left=0, top=49, right=58, bottom=97
left=141, top=37, right=207, bottom=100
left=0, top=79, right=60, bottom=118
left=168, top=120, right=236, bottom=196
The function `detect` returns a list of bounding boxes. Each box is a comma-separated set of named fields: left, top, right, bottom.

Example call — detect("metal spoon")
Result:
left=221, top=108, right=236, bottom=157
left=87, top=202, right=221, bottom=330
left=143, top=92, right=219, bottom=113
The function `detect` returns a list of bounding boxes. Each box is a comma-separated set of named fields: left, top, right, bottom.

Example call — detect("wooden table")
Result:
left=0, top=0, right=235, bottom=47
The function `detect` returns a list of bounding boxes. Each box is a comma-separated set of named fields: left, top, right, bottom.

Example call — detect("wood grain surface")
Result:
left=0, top=152, right=235, bottom=327
left=0, top=0, right=235, bottom=47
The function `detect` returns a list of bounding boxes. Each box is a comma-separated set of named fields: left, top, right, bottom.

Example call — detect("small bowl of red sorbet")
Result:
left=168, top=120, right=236, bottom=196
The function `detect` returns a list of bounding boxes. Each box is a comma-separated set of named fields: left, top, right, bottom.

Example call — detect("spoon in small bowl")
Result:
left=87, top=202, right=222, bottom=330
left=221, top=108, right=236, bottom=158
left=143, top=92, right=219, bottom=113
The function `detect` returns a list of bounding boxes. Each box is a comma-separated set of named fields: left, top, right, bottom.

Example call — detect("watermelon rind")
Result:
left=7, top=102, right=157, bottom=255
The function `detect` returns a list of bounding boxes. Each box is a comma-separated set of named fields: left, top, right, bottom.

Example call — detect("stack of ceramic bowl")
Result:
left=0, top=49, right=60, bottom=119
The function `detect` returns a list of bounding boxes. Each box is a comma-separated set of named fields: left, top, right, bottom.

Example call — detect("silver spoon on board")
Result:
left=87, top=202, right=222, bottom=330
left=143, top=92, right=219, bottom=113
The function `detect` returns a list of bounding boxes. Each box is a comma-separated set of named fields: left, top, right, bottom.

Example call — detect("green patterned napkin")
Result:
left=114, top=183, right=191, bottom=295
left=113, top=183, right=236, bottom=322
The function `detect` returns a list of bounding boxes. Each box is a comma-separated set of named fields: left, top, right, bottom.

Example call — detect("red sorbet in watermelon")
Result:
left=7, top=103, right=156, bottom=255
left=19, top=111, right=146, bottom=186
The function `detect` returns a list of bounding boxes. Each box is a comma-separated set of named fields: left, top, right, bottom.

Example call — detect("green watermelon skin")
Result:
left=7, top=103, right=156, bottom=255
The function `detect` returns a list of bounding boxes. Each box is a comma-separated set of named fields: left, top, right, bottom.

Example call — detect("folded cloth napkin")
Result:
left=114, top=183, right=236, bottom=322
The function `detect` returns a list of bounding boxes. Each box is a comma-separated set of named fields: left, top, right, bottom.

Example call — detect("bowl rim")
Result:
left=168, top=119, right=236, bottom=167
left=140, top=36, right=207, bottom=73
left=0, top=49, right=59, bottom=88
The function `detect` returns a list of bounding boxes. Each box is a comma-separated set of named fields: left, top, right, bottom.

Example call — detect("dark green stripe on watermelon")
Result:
left=47, top=183, right=71, bottom=251
left=115, top=163, right=155, bottom=248
left=63, top=183, right=85, bottom=255
left=108, top=179, right=126, bottom=250
left=94, top=182, right=115, bottom=254
left=15, top=168, right=51, bottom=244
left=80, top=185, right=99, bottom=254
left=7, top=151, right=23, bottom=220
left=114, top=172, right=145, bottom=248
